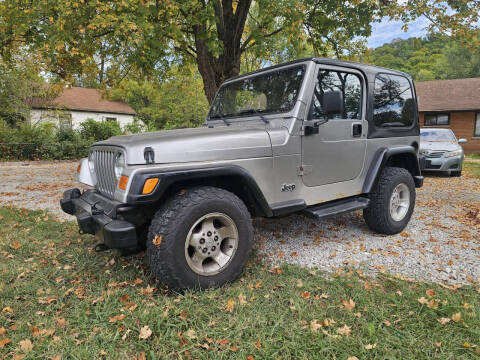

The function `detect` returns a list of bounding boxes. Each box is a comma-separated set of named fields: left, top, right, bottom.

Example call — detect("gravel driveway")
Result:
left=1, top=161, right=479, bottom=285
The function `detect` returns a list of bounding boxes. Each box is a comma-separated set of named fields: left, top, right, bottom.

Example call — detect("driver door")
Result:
left=301, top=64, right=367, bottom=187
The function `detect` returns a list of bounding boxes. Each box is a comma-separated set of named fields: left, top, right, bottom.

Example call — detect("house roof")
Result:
left=415, top=77, right=480, bottom=112
left=31, top=87, right=136, bottom=115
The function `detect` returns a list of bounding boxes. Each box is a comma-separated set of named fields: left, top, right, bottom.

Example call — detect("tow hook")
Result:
left=94, top=243, right=109, bottom=252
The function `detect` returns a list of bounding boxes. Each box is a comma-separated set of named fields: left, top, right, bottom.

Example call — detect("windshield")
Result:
left=420, top=129, right=456, bottom=142
left=208, top=65, right=305, bottom=119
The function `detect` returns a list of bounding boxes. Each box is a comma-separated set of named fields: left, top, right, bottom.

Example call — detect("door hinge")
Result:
left=298, top=165, right=312, bottom=176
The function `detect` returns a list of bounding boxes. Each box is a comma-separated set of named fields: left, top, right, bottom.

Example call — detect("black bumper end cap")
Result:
left=103, top=220, right=138, bottom=249
left=60, top=188, right=82, bottom=215
left=414, top=175, right=424, bottom=188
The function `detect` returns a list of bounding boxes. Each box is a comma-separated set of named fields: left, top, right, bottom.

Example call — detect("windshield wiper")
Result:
left=209, top=114, right=230, bottom=126
left=236, top=109, right=269, bottom=124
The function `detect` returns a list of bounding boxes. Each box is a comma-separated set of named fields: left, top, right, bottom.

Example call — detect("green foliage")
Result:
left=79, top=118, right=122, bottom=142
left=0, top=63, right=55, bottom=126
left=0, top=119, right=131, bottom=161
left=368, top=35, right=480, bottom=81
left=0, top=0, right=380, bottom=104
left=109, top=66, right=209, bottom=130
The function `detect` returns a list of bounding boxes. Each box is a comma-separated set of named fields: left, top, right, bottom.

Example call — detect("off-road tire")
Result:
left=146, top=186, right=253, bottom=290
left=363, top=167, right=415, bottom=235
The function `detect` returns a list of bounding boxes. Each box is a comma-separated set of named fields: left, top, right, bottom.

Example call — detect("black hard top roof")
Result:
left=226, top=57, right=411, bottom=82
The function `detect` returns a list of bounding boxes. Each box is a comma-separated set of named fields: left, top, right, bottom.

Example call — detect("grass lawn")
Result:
left=1, top=207, right=479, bottom=359
left=464, top=160, right=480, bottom=178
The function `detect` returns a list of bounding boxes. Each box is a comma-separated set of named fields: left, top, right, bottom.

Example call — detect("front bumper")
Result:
left=60, top=189, right=138, bottom=249
left=419, top=155, right=463, bottom=172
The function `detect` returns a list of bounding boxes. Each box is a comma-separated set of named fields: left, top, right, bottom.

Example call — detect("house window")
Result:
left=475, top=113, right=480, bottom=137
left=59, top=113, right=72, bottom=130
left=105, top=117, right=117, bottom=123
left=424, top=113, right=450, bottom=126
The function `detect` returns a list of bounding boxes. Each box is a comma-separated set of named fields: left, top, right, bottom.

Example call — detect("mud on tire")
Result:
left=146, top=186, right=253, bottom=290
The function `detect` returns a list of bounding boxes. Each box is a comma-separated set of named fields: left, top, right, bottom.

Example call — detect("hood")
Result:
left=420, top=140, right=461, bottom=152
left=95, top=125, right=273, bottom=165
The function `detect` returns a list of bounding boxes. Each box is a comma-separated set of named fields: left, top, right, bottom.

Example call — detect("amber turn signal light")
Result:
left=118, top=175, right=129, bottom=190
left=142, top=178, right=159, bottom=194
left=77, top=163, right=82, bottom=173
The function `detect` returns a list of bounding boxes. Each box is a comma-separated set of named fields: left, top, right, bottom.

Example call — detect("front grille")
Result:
left=426, top=151, right=446, bottom=158
left=92, top=148, right=118, bottom=198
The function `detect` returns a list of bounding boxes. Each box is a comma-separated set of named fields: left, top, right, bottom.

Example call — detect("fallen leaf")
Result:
left=0, top=327, right=5, bottom=336
left=19, top=339, right=33, bottom=352
left=109, top=314, right=125, bottom=323
left=301, top=291, right=310, bottom=299
left=0, top=338, right=11, bottom=348
left=342, top=298, right=355, bottom=310
left=225, top=299, right=236, bottom=312
left=347, top=357, right=360, bottom=360
left=185, top=329, right=196, bottom=339
left=383, top=320, right=391, bottom=327
left=238, top=294, right=247, bottom=306
left=10, top=241, right=21, bottom=250
left=296, top=279, right=304, bottom=288
left=438, top=317, right=451, bottom=325
left=418, top=297, right=429, bottom=305
left=152, top=235, right=162, bottom=246
left=426, top=288, right=435, bottom=298
left=364, top=343, right=377, bottom=350
left=255, top=339, right=262, bottom=349
left=337, top=325, right=352, bottom=337
left=451, top=312, right=462, bottom=323
left=139, top=325, right=152, bottom=340
left=310, top=320, right=322, bottom=333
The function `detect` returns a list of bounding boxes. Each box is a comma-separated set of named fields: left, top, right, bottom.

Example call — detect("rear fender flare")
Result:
left=363, top=146, right=423, bottom=194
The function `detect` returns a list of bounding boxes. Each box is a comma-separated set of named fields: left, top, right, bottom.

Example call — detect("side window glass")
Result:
left=310, top=70, right=362, bottom=120
left=374, top=74, right=415, bottom=127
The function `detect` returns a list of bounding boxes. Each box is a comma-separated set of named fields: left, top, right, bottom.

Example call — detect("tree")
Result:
left=368, top=34, right=480, bottom=81
left=383, top=0, right=480, bottom=45
left=109, top=65, right=209, bottom=130
left=0, top=0, right=379, bottom=103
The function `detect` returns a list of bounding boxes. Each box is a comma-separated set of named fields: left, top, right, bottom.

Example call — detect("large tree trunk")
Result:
left=194, top=0, right=251, bottom=104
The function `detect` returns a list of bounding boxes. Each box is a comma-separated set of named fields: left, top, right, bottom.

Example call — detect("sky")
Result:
left=366, top=16, right=430, bottom=48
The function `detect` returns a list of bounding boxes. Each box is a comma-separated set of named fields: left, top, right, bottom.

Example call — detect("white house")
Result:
left=29, top=87, right=136, bottom=130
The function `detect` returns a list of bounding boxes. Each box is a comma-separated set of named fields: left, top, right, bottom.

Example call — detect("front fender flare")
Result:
left=126, top=165, right=273, bottom=217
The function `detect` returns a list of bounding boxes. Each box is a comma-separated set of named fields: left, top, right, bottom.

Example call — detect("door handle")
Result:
left=352, top=123, right=362, bottom=137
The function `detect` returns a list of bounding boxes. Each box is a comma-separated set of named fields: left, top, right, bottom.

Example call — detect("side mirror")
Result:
left=458, top=138, right=467, bottom=144
left=322, top=91, right=343, bottom=116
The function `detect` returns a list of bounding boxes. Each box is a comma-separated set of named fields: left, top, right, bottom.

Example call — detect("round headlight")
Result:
left=114, top=153, right=125, bottom=180
left=88, top=151, right=95, bottom=173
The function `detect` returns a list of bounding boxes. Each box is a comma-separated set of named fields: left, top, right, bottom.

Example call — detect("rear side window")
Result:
left=374, top=74, right=415, bottom=127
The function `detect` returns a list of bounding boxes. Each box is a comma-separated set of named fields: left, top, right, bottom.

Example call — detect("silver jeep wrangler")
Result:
left=61, top=58, right=423, bottom=289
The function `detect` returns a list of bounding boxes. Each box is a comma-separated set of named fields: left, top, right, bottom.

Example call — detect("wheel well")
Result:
left=385, top=152, right=420, bottom=177
left=155, top=175, right=269, bottom=218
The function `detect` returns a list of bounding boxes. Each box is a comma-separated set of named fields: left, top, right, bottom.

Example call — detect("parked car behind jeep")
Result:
left=419, top=128, right=466, bottom=176
left=61, top=58, right=423, bottom=290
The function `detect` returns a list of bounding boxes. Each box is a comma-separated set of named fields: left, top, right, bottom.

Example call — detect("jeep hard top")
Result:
left=61, top=58, right=423, bottom=289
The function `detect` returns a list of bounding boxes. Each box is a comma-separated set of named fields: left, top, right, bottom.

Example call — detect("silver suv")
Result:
left=61, top=58, right=424, bottom=289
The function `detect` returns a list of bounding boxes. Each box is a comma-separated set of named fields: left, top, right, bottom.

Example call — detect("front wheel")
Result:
left=363, top=167, right=415, bottom=235
left=146, top=186, right=253, bottom=290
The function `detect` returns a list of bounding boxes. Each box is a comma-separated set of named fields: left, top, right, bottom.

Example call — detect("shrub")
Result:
left=79, top=118, right=123, bottom=142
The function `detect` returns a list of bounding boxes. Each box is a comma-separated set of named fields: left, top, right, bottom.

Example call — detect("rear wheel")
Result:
left=363, top=167, right=415, bottom=235
left=146, top=186, right=253, bottom=290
